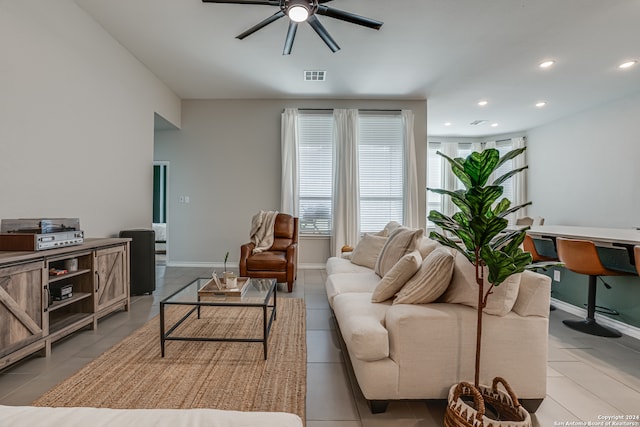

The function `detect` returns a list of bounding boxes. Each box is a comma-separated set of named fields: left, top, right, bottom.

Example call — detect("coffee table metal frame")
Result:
left=160, top=277, right=277, bottom=359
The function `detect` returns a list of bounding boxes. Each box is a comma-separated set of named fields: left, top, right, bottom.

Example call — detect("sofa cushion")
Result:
left=350, top=233, right=388, bottom=269
left=326, top=257, right=371, bottom=276
left=512, top=269, right=552, bottom=317
left=438, top=252, right=521, bottom=316
left=325, top=271, right=380, bottom=307
left=371, top=250, right=422, bottom=303
left=394, top=247, right=455, bottom=304
left=333, top=293, right=391, bottom=362
left=374, top=227, right=423, bottom=277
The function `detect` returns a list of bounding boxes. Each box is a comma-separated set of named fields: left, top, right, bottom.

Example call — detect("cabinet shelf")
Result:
left=47, top=292, right=92, bottom=312
left=48, top=313, right=95, bottom=342
left=48, top=268, right=92, bottom=283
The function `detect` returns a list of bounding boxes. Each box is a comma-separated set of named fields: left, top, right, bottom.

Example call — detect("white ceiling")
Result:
left=74, top=0, right=640, bottom=137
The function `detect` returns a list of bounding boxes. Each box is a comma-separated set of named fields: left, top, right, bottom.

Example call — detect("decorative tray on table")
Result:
left=198, top=277, right=251, bottom=297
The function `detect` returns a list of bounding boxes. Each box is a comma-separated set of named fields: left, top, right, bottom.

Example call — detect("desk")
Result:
left=527, top=225, right=640, bottom=273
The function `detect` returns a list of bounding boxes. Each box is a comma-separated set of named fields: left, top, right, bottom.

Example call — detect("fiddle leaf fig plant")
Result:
left=428, top=147, right=532, bottom=388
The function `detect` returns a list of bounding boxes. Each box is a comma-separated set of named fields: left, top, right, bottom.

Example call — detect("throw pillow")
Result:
left=371, top=250, right=422, bottom=303
left=374, top=227, right=424, bottom=277
left=373, top=220, right=402, bottom=237
left=350, top=234, right=388, bottom=269
left=438, top=252, right=522, bottom=316
left=417, top=236, right=439, bottom=259
left=394, top=246, right=455, bottom=304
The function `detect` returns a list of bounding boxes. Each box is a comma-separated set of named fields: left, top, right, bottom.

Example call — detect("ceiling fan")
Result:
left=201, top=0, right=383, bottom=55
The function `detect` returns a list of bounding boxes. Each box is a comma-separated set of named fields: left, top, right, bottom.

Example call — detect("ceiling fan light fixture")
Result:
left=287, top=1, right=311, bottom=22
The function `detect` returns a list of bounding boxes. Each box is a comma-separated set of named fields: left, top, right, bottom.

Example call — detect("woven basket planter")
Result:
left=444, top=377, right=531, bottom=427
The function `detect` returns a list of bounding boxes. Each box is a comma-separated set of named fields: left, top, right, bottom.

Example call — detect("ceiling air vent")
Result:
left=470, top=120, right=488, bottom=126
left=304, top=70, right=326, bottom=81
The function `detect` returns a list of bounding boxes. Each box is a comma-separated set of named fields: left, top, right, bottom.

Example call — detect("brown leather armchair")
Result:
left=239, top=214, right=298, bottom=292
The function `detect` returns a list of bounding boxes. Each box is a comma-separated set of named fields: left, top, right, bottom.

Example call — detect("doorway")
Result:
left=153, top=161, right=169, bottom=264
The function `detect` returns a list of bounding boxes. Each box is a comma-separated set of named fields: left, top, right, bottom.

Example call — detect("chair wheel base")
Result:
left=563, top=319, right=621, bottom=338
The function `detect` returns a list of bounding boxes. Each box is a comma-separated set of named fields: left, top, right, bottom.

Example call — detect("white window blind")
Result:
left=358, top=113, right=404, bottom=233
left=297, top=113, right=333, bottom=235
left=494, top=140, right=514, bottom=204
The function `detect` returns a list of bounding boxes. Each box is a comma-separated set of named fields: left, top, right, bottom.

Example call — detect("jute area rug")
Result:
left=33, top=298, right=306, bottom=420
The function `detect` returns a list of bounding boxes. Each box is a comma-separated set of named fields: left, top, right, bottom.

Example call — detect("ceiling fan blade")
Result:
left=283, top=21, right=298, bottom=55
left=236, top=10, right=286, bottom=39
left=202, top=0, right=279, bottom=5
left=307, top=15, right=340, bottom=52
left=316, top=5, right=383, bottom=30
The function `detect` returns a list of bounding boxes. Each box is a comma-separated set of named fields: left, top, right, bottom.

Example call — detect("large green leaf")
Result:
left=492, top=165, right=529, bottom=187
left=437, top=151, right=472, bottom=189
left=481, top=247, right=532, bottom=286
left=493, top=198, right=511, bottom=216
left=490, top=229, right=526, bottom=250
left=496, top=201, right=533, bottom=219
left=466, top=186, right=504, bottom=217
left=496, top=147, right=527, bottom=169
left=470, top=215, right=508, bottom=247
left=429, top=231, right=474, bottom=263
left=464, top=149, right=500, bottom=187
left=428, top=188, right=470, bottom=213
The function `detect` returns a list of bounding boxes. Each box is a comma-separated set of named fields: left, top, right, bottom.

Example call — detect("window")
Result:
left=296, top=111, right=405, bottom=235
left=493, top=140, right=514, bottom=205
left=297, top=113, right=333, bottom=235
left=358, top=113, right=404, bottom=233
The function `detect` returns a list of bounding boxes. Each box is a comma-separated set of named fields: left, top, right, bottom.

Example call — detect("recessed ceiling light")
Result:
left=619, top=60, right=637, bottom=69
left=477, top=100, right=488, bottom=106
left=444, top=122, right=452, bottom=126
left=535, top=101, right=547, bottom=108
left=539, top=60, right=555, bottom=69
left=490, top=123, right=499, bottom=128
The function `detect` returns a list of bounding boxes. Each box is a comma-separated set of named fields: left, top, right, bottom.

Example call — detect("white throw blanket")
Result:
left=250, top=210, right=279, bottom=254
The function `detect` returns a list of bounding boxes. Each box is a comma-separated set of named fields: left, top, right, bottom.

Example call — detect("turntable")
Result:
left=0, top=218, right=84, bottom=251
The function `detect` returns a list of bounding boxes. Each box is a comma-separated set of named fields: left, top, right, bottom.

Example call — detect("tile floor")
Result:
left=1, top=266, right=640, bottom=427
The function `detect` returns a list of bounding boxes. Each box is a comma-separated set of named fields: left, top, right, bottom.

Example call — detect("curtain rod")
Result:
left=291, top=108, right=402, bottom=112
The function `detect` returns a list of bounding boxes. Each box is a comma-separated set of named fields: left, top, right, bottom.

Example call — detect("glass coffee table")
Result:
left=160, top=277, right=277, bottom=359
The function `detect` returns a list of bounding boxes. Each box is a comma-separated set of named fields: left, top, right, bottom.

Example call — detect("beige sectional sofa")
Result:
left=0, top=405, right=303, bottom=427
left=325, top=227, right=551, bottom=414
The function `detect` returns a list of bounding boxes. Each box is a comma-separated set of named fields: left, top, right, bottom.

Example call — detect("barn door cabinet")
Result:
left=0, top=260, right=46, bottom=368
left=0, top=238, right=130, bottom=370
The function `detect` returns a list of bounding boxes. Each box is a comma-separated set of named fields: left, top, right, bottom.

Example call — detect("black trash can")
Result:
left=119, top=229, right=156, bottom=295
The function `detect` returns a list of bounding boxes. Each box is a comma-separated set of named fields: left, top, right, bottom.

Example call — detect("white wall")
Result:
left=154, top=99, right=427, bottom=266
left=0, top=0, right=181, bottom=237
left=527, top=91, right=640, bottom=228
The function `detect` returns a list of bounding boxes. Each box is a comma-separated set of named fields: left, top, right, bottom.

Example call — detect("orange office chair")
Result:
left=635, top=246, right=640, bottom=276
left=524, top=235, right=557, bottom=262
left=556, top=238, right=628, bottom=337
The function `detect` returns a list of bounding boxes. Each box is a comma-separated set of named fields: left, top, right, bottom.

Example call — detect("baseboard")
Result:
left=166, top=261, right=233, bottom=269
left=551, top=298, right=640, bottom=340
left=164, top=261, right=326, bottom=270
left=298, top=263, right=326, bottom=270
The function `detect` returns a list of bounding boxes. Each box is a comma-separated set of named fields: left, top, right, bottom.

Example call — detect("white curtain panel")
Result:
left=441, top=143, right=458, bottom=218
left=512, top=136, right=528, bottom=217
left=280, top=108, right=299, bottom=216
left=331, top=109, right=360, bottom=257
left=401, top=110, right=420, bottom=228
